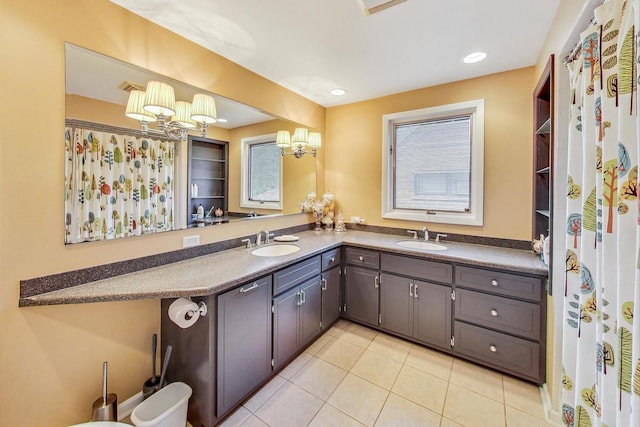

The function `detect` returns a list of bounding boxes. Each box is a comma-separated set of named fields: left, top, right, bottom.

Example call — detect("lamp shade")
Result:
left=191, top=94, right=217, bottom=124
left=125, top=90, right=157, bottom=122
left=143, top=81, right=176, bottom=116
left=276, top=131, right=291, bottom=148
left=308, top=132, right=321, bottom=149
left=173, top=101, right=197, bottom=129
left=291, top=128, right=309, bottom=148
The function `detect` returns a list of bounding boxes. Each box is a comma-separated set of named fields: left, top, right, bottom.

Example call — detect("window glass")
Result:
left=249, top=142, right=281, bottom=202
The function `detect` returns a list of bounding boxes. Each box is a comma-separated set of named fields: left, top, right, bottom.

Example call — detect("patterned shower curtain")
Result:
left=64, top=124, right=175, bottom=243
left=563, top=0, right=640, bottom=425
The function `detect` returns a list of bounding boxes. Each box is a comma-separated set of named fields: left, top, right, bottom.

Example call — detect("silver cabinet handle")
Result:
left=409, top=282, right=414, bottom=297
left=239, top=282, right=259, bottom=293
left=490, top=309, right=498, bottom=317
left=359, top=256, right=364, bottom=261
left=321, top=277, right=327, bottom=291
left=414, top=285, right=418, bottom=298
left=490, top=279, right=499, bottom=287
left=301, top=290, right=306, bottom=304
left=374, top=276, right=379, bottom=288
left=330, top=257, right=335, bottom=262
left=489, top=345, right=497, bottom=353
left=296, top=291, right=302, bottom=306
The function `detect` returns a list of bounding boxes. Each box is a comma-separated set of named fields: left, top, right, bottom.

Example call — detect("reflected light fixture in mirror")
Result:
left=276, top=128, right=321, bottom=158
left=125, top=80, right=218, bottom=140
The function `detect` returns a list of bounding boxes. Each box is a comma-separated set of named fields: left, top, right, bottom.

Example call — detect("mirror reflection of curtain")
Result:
left=562, top=0, right=640, bottom=425
left=64, top=125, right=175, bottom=243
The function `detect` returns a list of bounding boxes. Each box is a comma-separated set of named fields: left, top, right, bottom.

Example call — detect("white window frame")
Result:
left=382, top=99, right=484, bottom=226
left=241, top=133, right=283, bottom=210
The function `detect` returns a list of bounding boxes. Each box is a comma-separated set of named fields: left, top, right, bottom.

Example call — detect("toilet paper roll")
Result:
left=168, top=298, right=200, bottom=329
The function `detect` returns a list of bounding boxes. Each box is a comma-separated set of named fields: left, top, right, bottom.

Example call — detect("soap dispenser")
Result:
left=196, top=204, right=204, bottom=219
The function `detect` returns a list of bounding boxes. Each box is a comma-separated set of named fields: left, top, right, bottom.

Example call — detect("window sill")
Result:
left=382, top=209, right=483, bottom=226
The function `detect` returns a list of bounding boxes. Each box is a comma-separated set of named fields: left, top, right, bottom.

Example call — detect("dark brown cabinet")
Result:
left=343, top=265, right=379, bottom=327
left=321, top=262, right=341, bottom=330
left=217, top=277, right=272, bottom=415
left=188, top=136, right=228, bottom=227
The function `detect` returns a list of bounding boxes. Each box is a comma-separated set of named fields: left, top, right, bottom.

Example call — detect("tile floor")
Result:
left=219, top=319, right=558, bottom=427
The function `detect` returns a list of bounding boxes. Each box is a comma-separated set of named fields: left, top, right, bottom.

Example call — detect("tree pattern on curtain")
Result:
left=64, top=126, right=175, bottom=243
left=563, top=0, right=640, bottom=426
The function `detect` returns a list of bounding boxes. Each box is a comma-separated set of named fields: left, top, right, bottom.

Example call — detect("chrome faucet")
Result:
left=256, top=230, right=273, bottom=246
left=422, top=226, right=429, bottom=241
left=407, top=230, right=418, bottom=240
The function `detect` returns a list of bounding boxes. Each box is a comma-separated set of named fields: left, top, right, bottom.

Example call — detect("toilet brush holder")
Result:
left=91, top=361, right=118, bottom=421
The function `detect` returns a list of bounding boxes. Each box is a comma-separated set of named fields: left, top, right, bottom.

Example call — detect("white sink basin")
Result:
left=251, top=244, right=300, bottom=257
left=396, top=240, right=447, bottom=251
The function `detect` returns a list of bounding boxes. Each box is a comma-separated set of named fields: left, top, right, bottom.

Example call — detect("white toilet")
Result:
left=130, top=382, right=192, bottom=427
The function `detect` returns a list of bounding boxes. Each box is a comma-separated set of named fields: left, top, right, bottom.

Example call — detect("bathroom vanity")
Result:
left=20, top=229, right=547, bottom=427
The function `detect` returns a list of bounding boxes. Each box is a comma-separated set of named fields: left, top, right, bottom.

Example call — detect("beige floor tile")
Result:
left=404, top=344, right=453, bottom=380
left=505, top=406, right=555, bottom=427
left=340, top=322, right=378, bottom=348
left=279, top=352, right=312, bottom=379
left=326, top=319, right=350, bottom=337
left=243, top=374, right=287, bottom=413
left=503, top=375, right=546, bottom=419
left=218, top=406, right=251, bottom=427
left=240, top=415, right=269, bottom=427
left=291, top=356, right=348, bottom=400
left=367, top=333, right=412, bottom=363
left=439, top=418, right=464, bottom=427
left=308, top=404, right=367, bottom=427
left=351, top=350, right=402, bottom=390
left=327, top=373, right=389, bottom=426
left=255, top=382, right=323, bottom=427
left=449, top=358, right=504, bottom=402
left=443, top=383, right=506, bottom=427
left=391, top=365, right=449, bottom=414
left=306, top=333, right=334, bottom=355
left=375, top=392, right=442, bottom=426
left=316, top=337, right=365, bottom=370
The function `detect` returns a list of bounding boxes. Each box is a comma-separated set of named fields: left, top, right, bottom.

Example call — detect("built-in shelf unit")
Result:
left=187, top=136, right=228, bottom=227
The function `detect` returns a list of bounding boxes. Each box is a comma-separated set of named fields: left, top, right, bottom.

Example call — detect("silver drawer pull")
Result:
left=490, top=279, right=499, bottom=287
left=359, top=256, right=364, bottom=261
left=296, top=291, right=302, bottom=306
left=409, top=282, right=414, bottom=297
left=374, top=275, right=379, bottom=288
left=239, top=282, right=259, bottom=293
left=489, top=345, right=497, bottom=353
left=330, top=257, right=335, bottom=262
left=490, top=309, right=498, bottom=317
left=321, top=277, right=327, bottom=291
left=300, top=290, right=306, bottom=304
left=414, top=285, right=418, bottom=298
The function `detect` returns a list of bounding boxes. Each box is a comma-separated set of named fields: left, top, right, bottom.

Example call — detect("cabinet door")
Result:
left=344, top=266, right=379, bottom=326
left=321, top=267, right=341, bottom=329
left=273, top=286, right=301, bottom=370
left=217, top=277, right=272, bottom=416
left=299, top=277, right=322, bottom=348
left=413, top=279, right=451, bottom=350
left=379, top=273, right=414, bottom=337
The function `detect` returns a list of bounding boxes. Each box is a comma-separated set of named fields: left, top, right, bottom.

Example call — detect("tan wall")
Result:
left=325, top=67, right=535, bottom=240
left=0, top=1, right=322, bottom=425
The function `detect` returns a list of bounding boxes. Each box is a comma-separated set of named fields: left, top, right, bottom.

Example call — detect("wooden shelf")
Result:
left=535, top=209, right=551, bottom=218
left=535, top=118, right=551, bottom=135
left=536, top=167, right=550, bottom=174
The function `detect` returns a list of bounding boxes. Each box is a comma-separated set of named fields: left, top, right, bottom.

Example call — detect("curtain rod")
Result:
left=65, top=118, right=179, bottom=143
left=562, top=0, right=608, bottom=65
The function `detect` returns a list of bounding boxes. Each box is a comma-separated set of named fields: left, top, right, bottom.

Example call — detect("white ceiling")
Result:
left=109, top=0, right=561, bottom=107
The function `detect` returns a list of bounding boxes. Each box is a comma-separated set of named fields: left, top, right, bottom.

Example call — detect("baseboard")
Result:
left=117, top=391, right=143, bottom=421
left=540, top=383, right=562, bottom=426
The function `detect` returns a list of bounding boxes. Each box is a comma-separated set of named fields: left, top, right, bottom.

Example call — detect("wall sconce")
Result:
left=125, top=80, right=217, bottom=140
left=276, top=128, right=321, bottom=158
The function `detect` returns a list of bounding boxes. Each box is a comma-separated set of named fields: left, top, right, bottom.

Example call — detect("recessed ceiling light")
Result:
left=463, top=52, right=487, bottom=64
left=330, top=88, right=347, bottom=96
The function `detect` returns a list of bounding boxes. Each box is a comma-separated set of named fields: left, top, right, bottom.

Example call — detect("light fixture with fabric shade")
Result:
left=277, top=128, right=321, bottom=158
left=143, top=81, right=176, bottom=116
left=125, top=90, right=157, bottom=123
left=191, top=93, right=217, bottom=136
left=173, top=101, right=197, bottom=129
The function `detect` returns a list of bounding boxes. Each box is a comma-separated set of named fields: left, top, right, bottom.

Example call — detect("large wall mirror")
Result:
left=64, top=43, right=317, bottom=244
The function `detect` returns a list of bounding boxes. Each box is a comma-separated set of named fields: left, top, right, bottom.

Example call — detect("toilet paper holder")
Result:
left=168, top=298, right=208, bottom=328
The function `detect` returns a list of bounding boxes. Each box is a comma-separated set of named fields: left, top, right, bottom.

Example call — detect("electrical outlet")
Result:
left=183, top=235, right=200, bottom=248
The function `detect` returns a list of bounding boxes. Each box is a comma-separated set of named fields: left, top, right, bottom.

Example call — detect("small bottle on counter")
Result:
left=197, top=204, right=204, bottom=219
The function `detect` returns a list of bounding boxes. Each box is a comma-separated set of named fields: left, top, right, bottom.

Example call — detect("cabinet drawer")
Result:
left=454, top=322, right=540, bottom=382
left=381, top=253, right=452, bottom=284
left=455, top=289, right=540, bottom=340
left=273, top=256, right=321, bottom=295
left=345, top=247, right=379, bottom=269
left=455, top=266, right=543, bottom=302
left=321, top=248, right=340, bottom=271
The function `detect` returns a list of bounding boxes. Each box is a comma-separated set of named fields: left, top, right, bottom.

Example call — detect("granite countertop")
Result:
left=20, top=230, right=548, bottom=307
